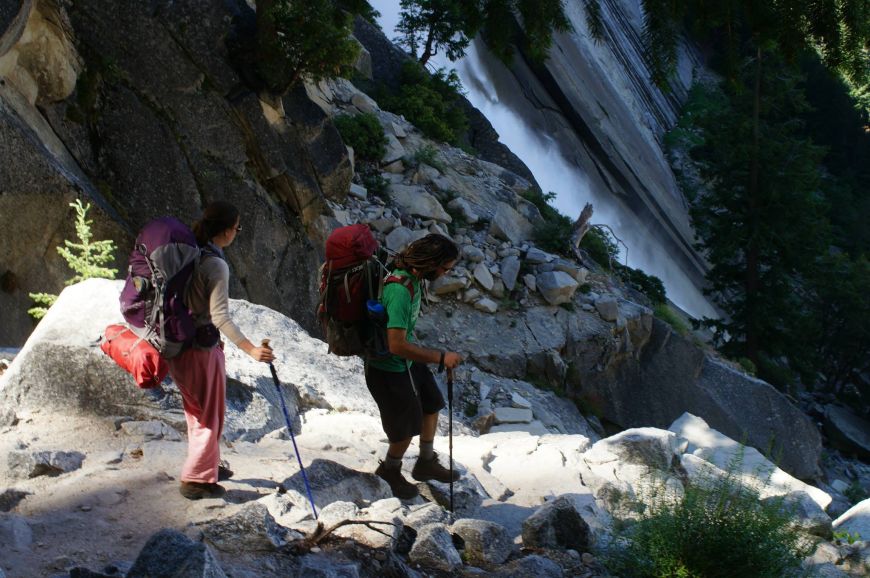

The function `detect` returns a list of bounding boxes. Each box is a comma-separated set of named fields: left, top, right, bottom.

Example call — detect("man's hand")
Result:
left=443, top=351, right=462, bottom=369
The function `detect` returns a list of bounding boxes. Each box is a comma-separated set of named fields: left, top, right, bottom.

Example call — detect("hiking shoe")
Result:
left=218, top=461, right=234, bottom=481
left=179, top=481, right=226, bottom=500
left=375, top=461, right=419, bottom=499
left=411, top=453, right=460, bottom=483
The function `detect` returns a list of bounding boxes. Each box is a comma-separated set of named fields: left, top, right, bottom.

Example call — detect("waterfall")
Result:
left=367, top=0, right=718, bottom=320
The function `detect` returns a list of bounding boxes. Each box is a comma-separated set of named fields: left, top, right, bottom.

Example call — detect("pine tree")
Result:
left=256, top=0, right=360, bottom=93
left=28, top=200, right=118, bottom=319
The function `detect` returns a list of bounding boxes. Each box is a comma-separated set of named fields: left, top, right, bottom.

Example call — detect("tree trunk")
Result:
left=419, top=21, right=436, bottom=66
left=745, top=43, right=762, bottom=364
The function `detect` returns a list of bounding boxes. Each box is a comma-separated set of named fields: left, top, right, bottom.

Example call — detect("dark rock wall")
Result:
left=0, top=0, right=355, bottom=344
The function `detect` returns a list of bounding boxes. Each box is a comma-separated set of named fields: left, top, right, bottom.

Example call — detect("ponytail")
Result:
left=192, top=201, right=239, bottom=247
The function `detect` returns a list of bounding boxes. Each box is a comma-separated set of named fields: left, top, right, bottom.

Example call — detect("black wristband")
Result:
left=438, top=351, right=445, bottom=373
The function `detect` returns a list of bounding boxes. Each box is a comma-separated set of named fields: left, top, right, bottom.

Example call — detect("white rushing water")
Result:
left=367, top=1, right=717, bottom=320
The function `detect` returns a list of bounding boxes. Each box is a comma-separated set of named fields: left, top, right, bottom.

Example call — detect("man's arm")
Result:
left=387, top=328, right=461, bottom=368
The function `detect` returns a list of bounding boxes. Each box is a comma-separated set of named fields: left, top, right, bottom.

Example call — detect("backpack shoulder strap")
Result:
left=384, top=274, right=415, bottom=300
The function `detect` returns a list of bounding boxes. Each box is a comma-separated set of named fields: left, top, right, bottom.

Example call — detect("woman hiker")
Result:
left=366, top=234, right=464, bottom=499
left=171, top=201, right=274, bottom=500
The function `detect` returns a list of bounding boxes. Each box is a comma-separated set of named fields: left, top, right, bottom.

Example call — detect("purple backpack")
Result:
left=119, top=217, right=201, bottom=358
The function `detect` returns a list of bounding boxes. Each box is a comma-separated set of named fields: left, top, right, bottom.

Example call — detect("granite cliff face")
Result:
left=457, top=0, right=710, bottom=297
left=0, top=0, right=353, bottom=345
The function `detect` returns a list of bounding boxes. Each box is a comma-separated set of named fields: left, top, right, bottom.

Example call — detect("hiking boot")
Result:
left=411, top=453, right=460, bottom=483
left=218, top=461, right=234, bottom=481
left=375, top=461, right=419, bottom=499
left=179, top=481, right=226, bottom=500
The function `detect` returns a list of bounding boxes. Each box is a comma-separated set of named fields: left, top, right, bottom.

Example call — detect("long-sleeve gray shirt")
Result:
left=186, top=255, right=246, bottom=346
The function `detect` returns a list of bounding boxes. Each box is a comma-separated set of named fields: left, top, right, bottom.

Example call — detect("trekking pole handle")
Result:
left=261, top=338, right=271, bottom=349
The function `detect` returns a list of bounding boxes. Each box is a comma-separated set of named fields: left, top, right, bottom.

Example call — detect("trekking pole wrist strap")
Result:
left=438, top=351, right=445, bottom=373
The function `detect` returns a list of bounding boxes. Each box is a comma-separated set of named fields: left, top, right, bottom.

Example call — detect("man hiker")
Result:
left=367, top=234, right=463, bottom=499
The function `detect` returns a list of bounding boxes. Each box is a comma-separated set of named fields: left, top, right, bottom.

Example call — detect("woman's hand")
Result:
left=443, top=351, right=462, bottom=369
left=240, top=339, right=275, bottom=363
left=248, top=346, right=275, bottom=363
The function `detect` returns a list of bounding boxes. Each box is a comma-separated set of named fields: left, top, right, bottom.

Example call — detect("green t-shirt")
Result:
left=367, top=269, right=421, bottom=372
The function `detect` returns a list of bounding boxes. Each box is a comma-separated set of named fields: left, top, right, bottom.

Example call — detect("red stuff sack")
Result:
left=100, top=324, right=168, bottom=388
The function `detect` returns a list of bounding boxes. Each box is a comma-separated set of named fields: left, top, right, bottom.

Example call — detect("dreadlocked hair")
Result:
left=395, top=234, right=459, bottom=275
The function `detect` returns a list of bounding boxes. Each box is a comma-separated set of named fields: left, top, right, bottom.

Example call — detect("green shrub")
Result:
left=755, top=355, right=797, bottom=392
left=333, top=113, right=387, bottom=163
left=618, top=265, right=666, bottom=305
left=532, top=219, right=573, bottom=255
left=737, top=357, right=758, bottom=375
left=520, top=188, right=573, bottom=255
left=361, top=171, right=389, bottom=199
left=580, top=227, right=619, bottom=269
left=844, top=481, right=869, bottom=505
left=378, top=62, right=467, bottom=145
left=604, top=459, right=813, bottom=578
left=409, top=144, right=445, bottom=172
left=654, top=304, right=689, bottom=336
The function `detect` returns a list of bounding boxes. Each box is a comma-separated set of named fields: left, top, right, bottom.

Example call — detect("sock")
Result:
left=383, top=453, right=403, bottom=470
left=419, top=440, right=435, bottom=462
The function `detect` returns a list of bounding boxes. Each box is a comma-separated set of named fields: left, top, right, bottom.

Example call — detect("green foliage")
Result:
left=580, top=227, right=619, bottom=269
left=653, top=304, right=689, bottom=336
left=688, top=62, right=831, bottom=371
left=335, top=0, right=380, bottom=26
left=396, top=0, right=570, bottom=65
left=844, top=481, right=868, bottom=505
left=410, top=144, right=446, bottom=172
left=377, top=62, right=467, bottom=145
left=804, top=252, right=870, bottom=393
left=833, top=530, right=862, bottom=545
left=604, top=458, right=813, bottom=578
left=28, top=200, right=118, bottom=319
left=617, top=265, right=666, bottom=305
left=257, top=0, right=359, bottom=93
left=27, top=293, right=58, bottom=320
left=361, top=171, right=390, bottom=199
left=737, top=357, right=757, bottom=376
left=333, top=113, right=387, bottom=163
left=520, top=188, right=574, bottom=255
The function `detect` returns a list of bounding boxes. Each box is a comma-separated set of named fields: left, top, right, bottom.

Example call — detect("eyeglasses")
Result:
left=234, top=225, right=242, bottom=232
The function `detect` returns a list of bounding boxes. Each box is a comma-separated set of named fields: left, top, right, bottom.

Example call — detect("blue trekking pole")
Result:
left=262, top=340, right=318, bottom=520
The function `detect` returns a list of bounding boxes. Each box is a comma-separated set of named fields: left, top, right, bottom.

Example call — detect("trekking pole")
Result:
left=262, top=340, right=318, bottom=520
left=447, top=366, right=454, bottom=517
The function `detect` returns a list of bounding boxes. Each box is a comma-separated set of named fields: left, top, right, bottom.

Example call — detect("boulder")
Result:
left=522, top=495, right=590, bottom=551
left=473, top=263, right=494, bottom=291
left=7, top=449, right=84, bottom=478
left=201, top=503, right=296, bottom=553
left=500, top=256, right=521, bottom=291
left=388, top=184, right=451, bottom=223
left=834, top=499, right=870, bottom=539
left=385, top=226, right=427, bottom=253
left=568, top=318, right=823, bottom=479
left=431, top=274, right=466, bottom=295
left=536, top=271, right=579, bottom=305
left=0, top=280, right=378, bottom=439
left=408, top=523, right=462, bottom=571
left=381, top=133, right=405, bottom=164
left=497, top=555, right=563, bottom=578
left=451, top=518, right=513, bottom=565
left=127, top=529, right=226, bottom=578
left=671, top=413, right=831, bottom=511
left=594, top=297, right=619, bottom=322
left=447, top=197, right=480, bottom=224
left=280, top=459, right=391, bottom=511
left=824, top=405, right=870, bottom=461
left=474, top=298, right=499, bottom=313
left=489, top=202, right=533, bottom=245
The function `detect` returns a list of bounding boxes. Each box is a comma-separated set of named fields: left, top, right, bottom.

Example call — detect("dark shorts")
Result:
left=365, top=362, right=445, bottom=443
